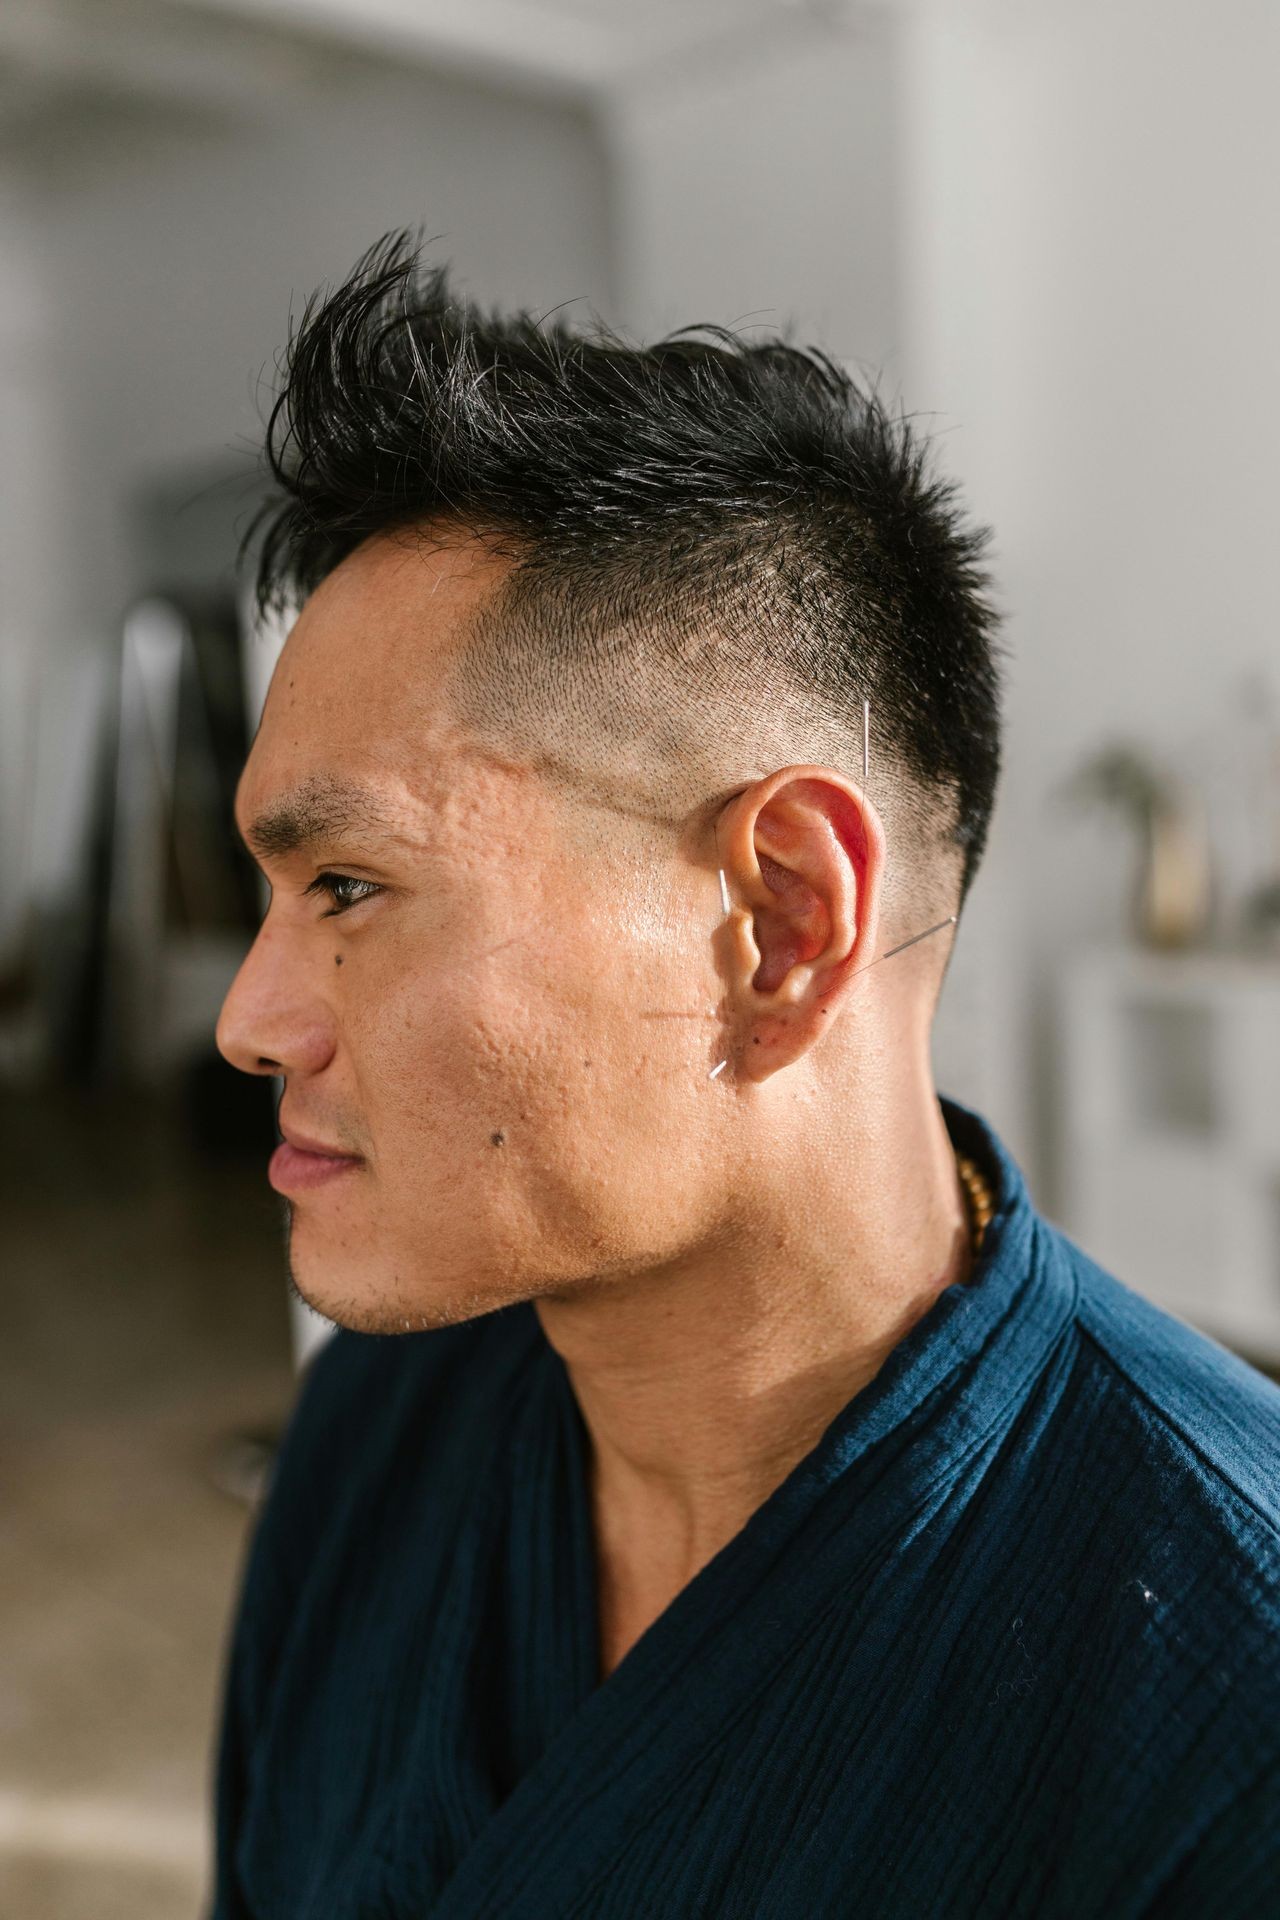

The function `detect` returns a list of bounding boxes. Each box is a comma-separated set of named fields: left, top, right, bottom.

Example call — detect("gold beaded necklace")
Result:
left=954, top=1150, right=995, bottom=1259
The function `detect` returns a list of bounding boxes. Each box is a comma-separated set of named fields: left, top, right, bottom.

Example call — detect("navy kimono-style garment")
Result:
left=209, top=1093, right=1280, bottom=1919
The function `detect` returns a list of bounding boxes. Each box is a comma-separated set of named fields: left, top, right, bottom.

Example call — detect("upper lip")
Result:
left=278, top=1121, right=362, bottom=1159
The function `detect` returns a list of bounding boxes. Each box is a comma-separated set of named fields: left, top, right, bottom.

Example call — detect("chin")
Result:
left=284, top=1245, right=531, bottom=1337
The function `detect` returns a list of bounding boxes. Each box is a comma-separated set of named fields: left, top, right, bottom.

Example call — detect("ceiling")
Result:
left=174, top=0, right=876, bottom=97
left=0, top=0, right=880, bottom=152
left=0, top=0, right=337, bottom=153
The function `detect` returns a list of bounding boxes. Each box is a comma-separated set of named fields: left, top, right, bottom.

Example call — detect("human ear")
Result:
left=711, top=766, right=884, bottom=1084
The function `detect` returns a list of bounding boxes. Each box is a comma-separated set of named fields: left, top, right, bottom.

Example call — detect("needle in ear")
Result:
left=706, top=706, right=956, bottom=1079
left=853, top=915, right=958, bottom=976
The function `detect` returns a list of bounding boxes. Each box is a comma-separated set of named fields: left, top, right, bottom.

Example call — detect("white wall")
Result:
left=899, top=0, right=1280, bottom=1205
left=610, top=10, right=898, bottom=372
left=0, top=190, right=81, bottom=967
left=40, top=67, right=612, bottom=621
left=4, top=52, right=612, bottom=961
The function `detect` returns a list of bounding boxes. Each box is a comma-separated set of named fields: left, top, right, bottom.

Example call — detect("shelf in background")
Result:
left=1057, top=943, right=1280, bottom=1363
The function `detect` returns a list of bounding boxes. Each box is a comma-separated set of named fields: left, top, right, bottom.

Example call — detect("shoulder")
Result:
left=1037, top=1219, right=1280, bottom=1761
left=1001, top=1225, right=1280, bottom=1858
left=1051, top=1223, right=1280, bottom=1546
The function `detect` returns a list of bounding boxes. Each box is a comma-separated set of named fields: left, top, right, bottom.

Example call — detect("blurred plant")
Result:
left=1241, top=876, right=1280, bottom=953
left=1053, top=740, right=1212, bottom=950
left=1056, top=743, right=1164, bottom=818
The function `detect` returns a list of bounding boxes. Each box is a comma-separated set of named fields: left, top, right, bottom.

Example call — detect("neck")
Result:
left=534, top=1064, right=973, bottom=1666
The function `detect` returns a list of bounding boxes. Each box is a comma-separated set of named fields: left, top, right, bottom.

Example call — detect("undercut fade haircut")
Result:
left=250, top=230, right=1007, bottom=969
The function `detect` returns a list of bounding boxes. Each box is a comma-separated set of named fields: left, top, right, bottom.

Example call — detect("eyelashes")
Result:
left=303, top=872, right=384, bottom=917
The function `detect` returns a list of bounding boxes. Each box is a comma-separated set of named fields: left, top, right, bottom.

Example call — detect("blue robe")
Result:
left=209, top=1094, right=1280, bottom=1917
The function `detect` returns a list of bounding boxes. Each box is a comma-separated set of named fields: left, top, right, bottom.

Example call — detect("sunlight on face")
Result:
left=216, top=533, right=729, bottom=1333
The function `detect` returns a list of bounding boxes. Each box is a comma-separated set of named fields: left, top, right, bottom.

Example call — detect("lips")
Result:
left=268, top=1128, right=365, bottom=1196
left=278, top=1123, right=362, bottom=1160
left=275, top=1101, right=363, bottom=1158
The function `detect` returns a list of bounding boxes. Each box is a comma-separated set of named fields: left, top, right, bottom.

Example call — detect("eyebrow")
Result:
left=235, top=778, right=390, bottom=864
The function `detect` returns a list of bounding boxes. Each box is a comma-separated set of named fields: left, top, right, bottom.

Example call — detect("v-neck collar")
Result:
left=426, top=1094, right=1078, bottom=1919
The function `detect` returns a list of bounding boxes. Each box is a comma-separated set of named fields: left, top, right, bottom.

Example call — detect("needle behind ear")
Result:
left=705, top=913, right=956, bottom=1080
left=859, top=915, right=957, bottom=970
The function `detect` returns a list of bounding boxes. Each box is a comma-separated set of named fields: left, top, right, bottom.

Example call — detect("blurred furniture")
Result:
left=1059, top=944, right=1280, bottom=1362
left=100, top=593, right=258, bottom=1087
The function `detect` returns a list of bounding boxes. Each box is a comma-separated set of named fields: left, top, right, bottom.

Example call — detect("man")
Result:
left=210, top=233, right=1279, bottom=1918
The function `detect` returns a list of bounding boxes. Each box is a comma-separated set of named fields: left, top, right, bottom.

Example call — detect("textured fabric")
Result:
left=208, top=1093, right=1280, bottom=1918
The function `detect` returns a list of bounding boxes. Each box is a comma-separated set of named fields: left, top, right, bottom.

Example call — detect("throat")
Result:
left=594, top=1552, right=701, bottom=1685
left=597, top=1603, right=650, bottom=1684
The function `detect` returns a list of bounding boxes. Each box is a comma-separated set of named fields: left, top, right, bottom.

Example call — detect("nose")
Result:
left=215, top=918, right=337, bottom=1079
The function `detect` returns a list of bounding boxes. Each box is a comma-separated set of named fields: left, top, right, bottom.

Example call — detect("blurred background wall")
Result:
left=2, top=2, right=1278, bottom=1914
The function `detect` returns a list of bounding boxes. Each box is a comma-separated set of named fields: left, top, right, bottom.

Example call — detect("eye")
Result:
left=303, top=872, right=383, bottom=917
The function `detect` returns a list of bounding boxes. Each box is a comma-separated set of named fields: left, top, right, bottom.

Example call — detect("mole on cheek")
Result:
left=490, top=1131, right=505, bottom=1147
left=334, top=954, right=343, bottom=966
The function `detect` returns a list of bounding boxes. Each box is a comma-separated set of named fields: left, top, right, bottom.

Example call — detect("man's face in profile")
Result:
left=217, top=531, right=731, bottom=1334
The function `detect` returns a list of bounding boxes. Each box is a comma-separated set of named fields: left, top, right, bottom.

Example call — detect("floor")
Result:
left=0, top=1080, right=298, bottom=1919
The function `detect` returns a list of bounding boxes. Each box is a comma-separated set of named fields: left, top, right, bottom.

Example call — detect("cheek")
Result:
left=350, top=938, right=560, bottom=1151
left=502, top=941, right=708, bottom=1198
left=336, top=927, right=717, bottom=1284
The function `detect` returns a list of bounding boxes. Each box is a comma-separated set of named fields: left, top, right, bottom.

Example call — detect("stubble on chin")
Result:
left=278, top=1225, right=522, bottom=1336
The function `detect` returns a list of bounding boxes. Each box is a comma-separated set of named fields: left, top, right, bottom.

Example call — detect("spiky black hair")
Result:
left=249, top=230, right=1007, bottom=950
